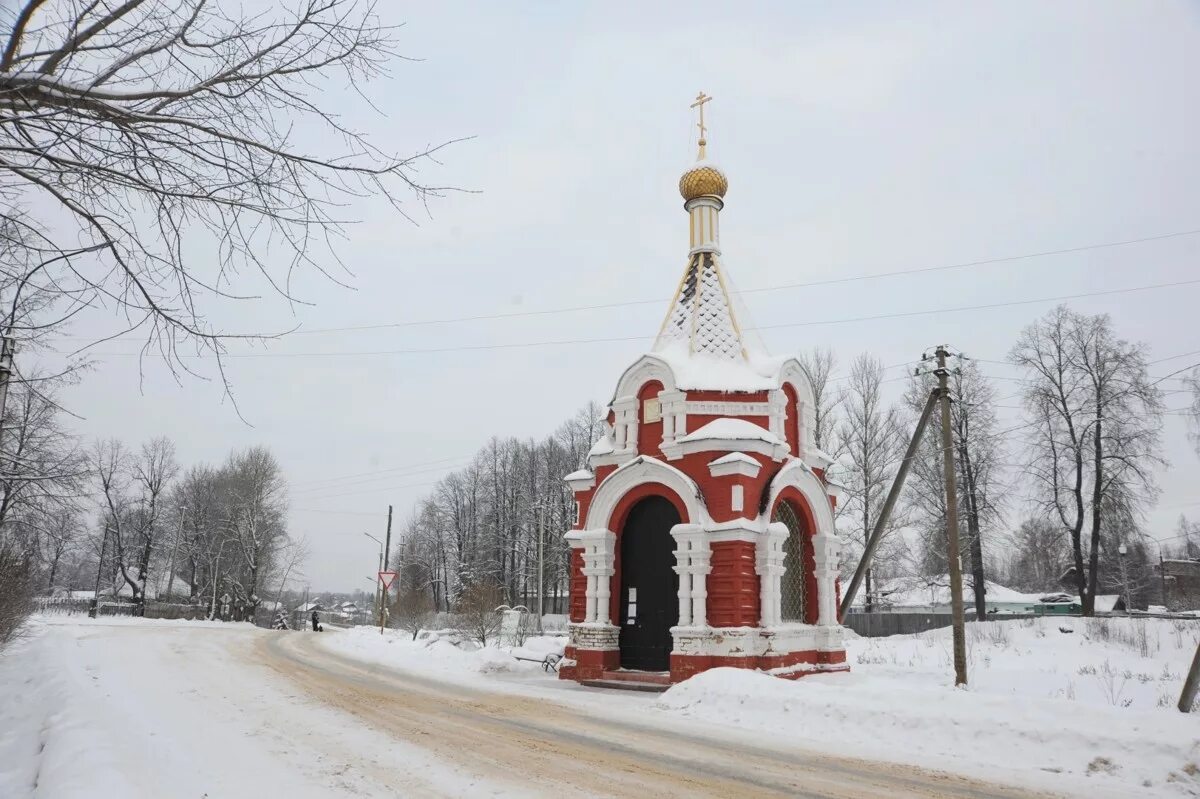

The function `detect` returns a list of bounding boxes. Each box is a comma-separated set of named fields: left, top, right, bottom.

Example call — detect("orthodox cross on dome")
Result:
left=690, top=91, right=712, bottom=158
left=653, top=92, right=750, bottom=362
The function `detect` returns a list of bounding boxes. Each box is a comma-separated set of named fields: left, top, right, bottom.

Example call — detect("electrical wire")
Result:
left=74, top=277, right=1200, bottom=360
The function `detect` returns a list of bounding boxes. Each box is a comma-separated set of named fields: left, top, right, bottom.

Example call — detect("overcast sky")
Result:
left=36, top=1, right=1200, bottom=590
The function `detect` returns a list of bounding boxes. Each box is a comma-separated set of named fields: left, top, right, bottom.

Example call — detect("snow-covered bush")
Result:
left=0, top=543, right=33, bottom=650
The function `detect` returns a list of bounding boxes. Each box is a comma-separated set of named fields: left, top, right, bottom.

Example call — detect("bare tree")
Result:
left=0, top=1, right=457, bottom=390
left=798, top=347, right=842, bottom=455
left=91, top=436, right=178, bottom=608
left=223, top=446, right=286, bottom=615
left=903, top=361, right=1003, bottom=616
left=837, top=354, right=906, bottom=611
left=1010, top=305, right=1164, bottom=615
left=1001, top=517, right=1070, bottom=593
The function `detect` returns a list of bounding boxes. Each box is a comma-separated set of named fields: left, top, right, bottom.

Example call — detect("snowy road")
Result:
left=264, top=629, right=1046, bottom=798
left=2, top=619, right=1055, bottom=799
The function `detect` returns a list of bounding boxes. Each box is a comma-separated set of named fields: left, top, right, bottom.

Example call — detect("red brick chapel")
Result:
left=559, top=95, right=848, bottom=688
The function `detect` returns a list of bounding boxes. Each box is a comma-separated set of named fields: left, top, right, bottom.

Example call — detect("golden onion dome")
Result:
left=679, top=161, right=728, bottom=201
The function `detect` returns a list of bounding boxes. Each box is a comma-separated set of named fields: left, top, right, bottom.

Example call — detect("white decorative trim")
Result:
left=588, top=450, right=637, bottom=469
left=776, top=358, right=821, bottom=463
left=610, top=355, right=676, bottom=406
left=564, top=469, right=595, bottom=492
left=706, top=517, right=768, bottom=543
left=756, top=522, right=788, bottom=626
left=767, top=388, right=788, bottom=442
left=659, top=389, right=687, bottom=448
left=708, top=452, right=762, bottom=478
left=731, top=485, right=744, bottom=512
left=612, top=396, right=638, bottom=457
left=684, top=401, right=771, bottom=416
left=803, top=447, right=836, bottom=472
left=576, top=529, right=616, bottom=624
left=667, top=437, right=788, bottom=460
left=671, top=523, right=711, bottom=627
left=765, top=459, right=841, bottom=627
left=583, top=456, right=706, bottom=532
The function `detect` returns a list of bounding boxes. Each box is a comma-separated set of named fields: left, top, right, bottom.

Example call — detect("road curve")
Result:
left=260, top=632, right=1055, bottom=799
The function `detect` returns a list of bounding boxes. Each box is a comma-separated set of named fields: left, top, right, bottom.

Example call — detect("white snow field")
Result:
left=1, top=614, right=1197, bottom=798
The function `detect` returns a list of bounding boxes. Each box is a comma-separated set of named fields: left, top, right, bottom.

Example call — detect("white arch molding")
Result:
left=583, top=456, right=704, bottom=531
left=763, top=460, right=841, bottom=627
left=572, top=457, right=704, bottom=626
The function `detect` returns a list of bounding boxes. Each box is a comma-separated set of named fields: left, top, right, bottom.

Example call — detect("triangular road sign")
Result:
left=378, top=571, right=398, bottom=590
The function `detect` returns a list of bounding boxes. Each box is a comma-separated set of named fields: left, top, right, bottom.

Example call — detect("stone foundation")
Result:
left=562, top=623, right=621, bottom=681
left=561, top=622, right=849, bottom=684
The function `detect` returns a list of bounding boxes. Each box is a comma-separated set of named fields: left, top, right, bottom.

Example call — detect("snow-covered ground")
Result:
left=319, top=616, right=1200, bottom=798
left=4, top=614, right=1199, bottom=798
left=660, top=617, right=1200, bottom=797
left=0, top=616, right=519, bottom=798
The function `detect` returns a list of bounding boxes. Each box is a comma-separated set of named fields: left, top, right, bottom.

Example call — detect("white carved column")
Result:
left=659, top=390, right=686, bottom=448
left=767, top=389, right=787, bottom=441
left=671, top=524, right=705, bottom=628
left=579, top=530, right=617, bottom=624
left=690, top=546, right=712, bottom=627
left=812, top=529, right=841, bottom=626
left=585, top=574, right=598, bottom=622
left=675, top=566, right=692, bottom=627
left=757, top=522, right=788, bottom=627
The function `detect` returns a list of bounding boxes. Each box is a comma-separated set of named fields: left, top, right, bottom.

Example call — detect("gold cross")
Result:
left=690, top=91, right=712, bottom=142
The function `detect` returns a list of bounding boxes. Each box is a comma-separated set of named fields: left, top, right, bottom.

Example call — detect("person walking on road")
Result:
left=311, top=609, right=320, bottom=632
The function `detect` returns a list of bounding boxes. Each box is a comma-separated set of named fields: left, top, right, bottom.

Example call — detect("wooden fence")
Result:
left=33, top=597, right=276, bottom=626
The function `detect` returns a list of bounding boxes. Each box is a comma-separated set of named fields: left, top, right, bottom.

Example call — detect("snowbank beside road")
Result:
left=320, top=626, right=565, bottom=684
left=0, top=627, right=136, bottom=799
left=658, top=617, right=1200, bottom=798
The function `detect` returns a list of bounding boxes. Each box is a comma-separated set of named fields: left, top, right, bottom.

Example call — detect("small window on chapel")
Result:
left=642, top=397, right=662, bottom=423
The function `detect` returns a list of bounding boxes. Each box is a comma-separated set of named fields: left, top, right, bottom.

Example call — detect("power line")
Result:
left=288, top=478, right=444, bottom=502
left=288, top=454, right=470, bottom=488
left=289, top=461, right=471, bottom=496
left=76, top=276, right=1200, bottom=360
left=291, top=507, right=389, bottom=517
left=44, top=225, right=1200, bottom=348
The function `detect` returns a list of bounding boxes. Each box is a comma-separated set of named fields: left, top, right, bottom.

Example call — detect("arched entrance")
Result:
left=618, top=496, right=680, bottom=670
left=773, top=498, right=815, bottom=624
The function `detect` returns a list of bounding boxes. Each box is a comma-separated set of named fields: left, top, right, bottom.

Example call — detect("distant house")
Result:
left=1160, top=559, right=1200, bottom=612
left=295, top=600, right=324, bottom=613
left=339, top=601, right=358, bottom=614
left=852, top=576, right=1044, bottom=616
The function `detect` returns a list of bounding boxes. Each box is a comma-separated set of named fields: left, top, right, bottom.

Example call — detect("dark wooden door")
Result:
left=618, top=496, right=680, bottom=671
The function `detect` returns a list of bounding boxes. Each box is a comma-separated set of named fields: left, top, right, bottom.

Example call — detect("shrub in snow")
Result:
left=0, top=544, right=34, bottom=650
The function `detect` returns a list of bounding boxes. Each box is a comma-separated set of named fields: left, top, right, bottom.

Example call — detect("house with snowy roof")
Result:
left=560, top=95, right=847, bottom=688
left=851, top=576, right=1044, bottom=616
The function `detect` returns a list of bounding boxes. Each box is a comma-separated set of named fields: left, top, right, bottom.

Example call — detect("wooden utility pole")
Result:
left=936, top=345, right=969, bottom=687
left=1179, top=640, right=1200, bottom=712
left=90, top=525, right=110, bottom=618
left=840, top=388, right=940, bottom=619
left=379, top=504, right=393, bottom=632
left=536, top=505, right=545, bottom=632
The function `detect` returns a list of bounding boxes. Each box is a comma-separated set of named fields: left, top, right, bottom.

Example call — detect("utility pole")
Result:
left=840, top=387, right=940, bottom=619
left=537, top=505, right=545, bottom=633
left=1117, top=542, right=1131, bottom=613
left=90, top=525, right=111, bottom=618
left=164, top=506, right=188, bottom=602
left=1179, top=640, right=1200, bottom=712
left=936, top=345, right=969, bottom=687
left=380, top=504, right=393, bottom=633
